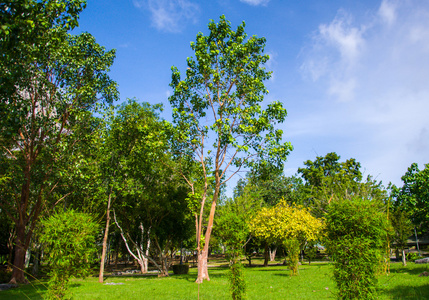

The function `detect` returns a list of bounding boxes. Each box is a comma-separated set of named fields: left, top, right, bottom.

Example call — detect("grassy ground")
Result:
left=1, top=260, right=428, bottom=299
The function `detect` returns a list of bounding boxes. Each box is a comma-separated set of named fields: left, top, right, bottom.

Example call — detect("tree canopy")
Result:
left=0, top=0, right=118, bottom=284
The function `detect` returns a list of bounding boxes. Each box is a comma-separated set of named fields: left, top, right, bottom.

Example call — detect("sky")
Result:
left=75, top=0, right=429, bottom=190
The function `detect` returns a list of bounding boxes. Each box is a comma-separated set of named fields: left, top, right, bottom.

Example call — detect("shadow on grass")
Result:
left=389, top=265, right=429, bottom=276
left=382, top=284, right=429, bottom=299
left=272, top=273, right=291, bottom=277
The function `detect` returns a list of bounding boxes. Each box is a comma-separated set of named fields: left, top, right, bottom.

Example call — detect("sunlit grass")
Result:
left=2, top=261, right=428, bottom=299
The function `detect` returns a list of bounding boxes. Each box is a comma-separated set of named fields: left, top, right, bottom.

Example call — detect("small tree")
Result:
left=390, top=205, right=413, bottom=266
left=249, top=199, right=323, bottom=275
left=324, top=197, right=390, bottom=300
left=40, top=210, right=99, bottom=299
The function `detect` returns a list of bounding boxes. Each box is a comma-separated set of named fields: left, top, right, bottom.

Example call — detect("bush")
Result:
left=228, top=262, right=246, bottom=300
left=284, top=239, right=300, bottom=275
left=40, top=210, right=99, bottom=300
left=325, top=197, right=390, bottom=300
left=406, top=252, right=424, bottom=262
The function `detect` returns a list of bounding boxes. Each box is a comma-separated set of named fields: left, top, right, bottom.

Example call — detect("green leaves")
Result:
left=391, top=162, right=429, bottom=233
left=40, top=209, right=98, bottom=299
left=324, top=197, right=390, bottom=299
left=169, top=15, right=291, bottom=184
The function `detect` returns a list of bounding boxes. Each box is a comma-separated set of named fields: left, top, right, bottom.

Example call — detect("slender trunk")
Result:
left=24, top=247, right=31, bottom=268
left=196, top=189, right=219, bottom=283
left=99, top=190, right=112, bottom=283
left=7, top=228, right=15, bottom=271
left=402, top=249, right=407, bottom=266
left=264, top=243, right=269, bottom=267
left=114, top=237, right=120, bottom=269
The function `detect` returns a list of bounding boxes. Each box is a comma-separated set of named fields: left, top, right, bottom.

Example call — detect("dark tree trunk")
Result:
left=263, top=243, right=269, bottom=267
left=9, top=221, right=30, bottom=284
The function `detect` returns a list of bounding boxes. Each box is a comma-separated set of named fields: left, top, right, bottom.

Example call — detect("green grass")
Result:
left=2, top=262, right=428, bottom=299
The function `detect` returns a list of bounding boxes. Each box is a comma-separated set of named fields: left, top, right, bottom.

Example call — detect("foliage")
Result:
left=298, top=152, right=387, bottom=217
left=39, top=209, right=99, bottom=299
left=390, top=162, right=429, bottom=235
left=169, top=15, right=291, bottom=281
left=324, top=197, right=391, bottom=299
left=236, top=162, right=305, bottom=207
left=215, top=186, right=262, bottom=262
left=389, top=204, right=414, bottom=265
left=228, top=262, right=247, bottom=300
left=0, top=0, right=118, bottom=283
left=249, top=199, right=323, bottom=275
left=283, top=239, right=300, bottom=275
left=103, top=100, right=193, bottom=276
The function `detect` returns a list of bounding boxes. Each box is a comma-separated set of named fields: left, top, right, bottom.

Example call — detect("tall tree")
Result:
left=391, top=163, right=429, bottom=235
left=169, top=15, right=291, bottom=282
left=0, top=0, right=118, bottom=283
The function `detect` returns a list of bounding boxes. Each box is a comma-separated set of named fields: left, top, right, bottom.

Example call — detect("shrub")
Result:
left=406, top=252, right=424, bottom=262
left=40, top=210, right=99, bottom=299
left=325, top=197, right=390, bottom=299
left=284, top=239, right=300, bottom=275
left=228, top=262, right=246, bottom=300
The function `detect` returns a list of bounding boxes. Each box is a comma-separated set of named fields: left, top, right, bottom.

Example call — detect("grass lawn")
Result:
left=2, top=261, right=428, bottom=299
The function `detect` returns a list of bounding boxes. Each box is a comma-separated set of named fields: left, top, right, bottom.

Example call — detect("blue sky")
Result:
left=76, top=0, right=429, bottom=189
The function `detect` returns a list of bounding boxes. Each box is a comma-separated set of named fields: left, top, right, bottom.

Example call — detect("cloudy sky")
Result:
left=76, top=0, right=429, bottom=189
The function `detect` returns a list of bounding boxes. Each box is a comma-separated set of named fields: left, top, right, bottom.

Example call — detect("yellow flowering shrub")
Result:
left=249, top=199, right=323, bottom=275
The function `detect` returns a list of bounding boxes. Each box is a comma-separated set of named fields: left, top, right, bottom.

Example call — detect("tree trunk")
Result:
left=264, top=243, right=269, bottom=267
left=142, top=258, right=148, bottom=274
left=24, top=247, right=31, bottom=268
left=99, top=190, right=112, bottom=283
left=9, top=223, right=29, bottom=284
left=7, top=228, right=15, bottom=271
left=196, top=250, right=209, bottom=283
left=269, top=246, right=277, bottom=261
left=402, top=249, right=407, bottom=266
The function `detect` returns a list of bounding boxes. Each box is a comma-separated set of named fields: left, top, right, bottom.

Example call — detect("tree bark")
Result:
left=99, top=189, right=112, bottom=283
left=196, top=188, right=219, bottom=283
left=264, top=243, right=269, bottom=267
left=402, top=249, right=407, bottom=266
left=9, top=222, right=30, bottom=284
left=196, top=250, right=209, bottom=283
left=7, top=228, right=15, bottom=271
left=269, top=246, right=277, bottom=261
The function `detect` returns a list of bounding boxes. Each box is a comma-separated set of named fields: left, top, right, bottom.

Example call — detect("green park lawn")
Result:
left=2, top=261, right=428, bottom=299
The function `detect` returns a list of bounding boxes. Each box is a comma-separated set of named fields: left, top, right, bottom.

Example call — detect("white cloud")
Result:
left=378, top=0, right=397, bottom=26
left=298, top=0, right=429, bottom=185
left=239, top=0, right=270, bottom=6
left=318, top=11, right=365, bottom=64
left=300, top=11, right=365, bottom=101
left=133, top=0, right=199, bottom=33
